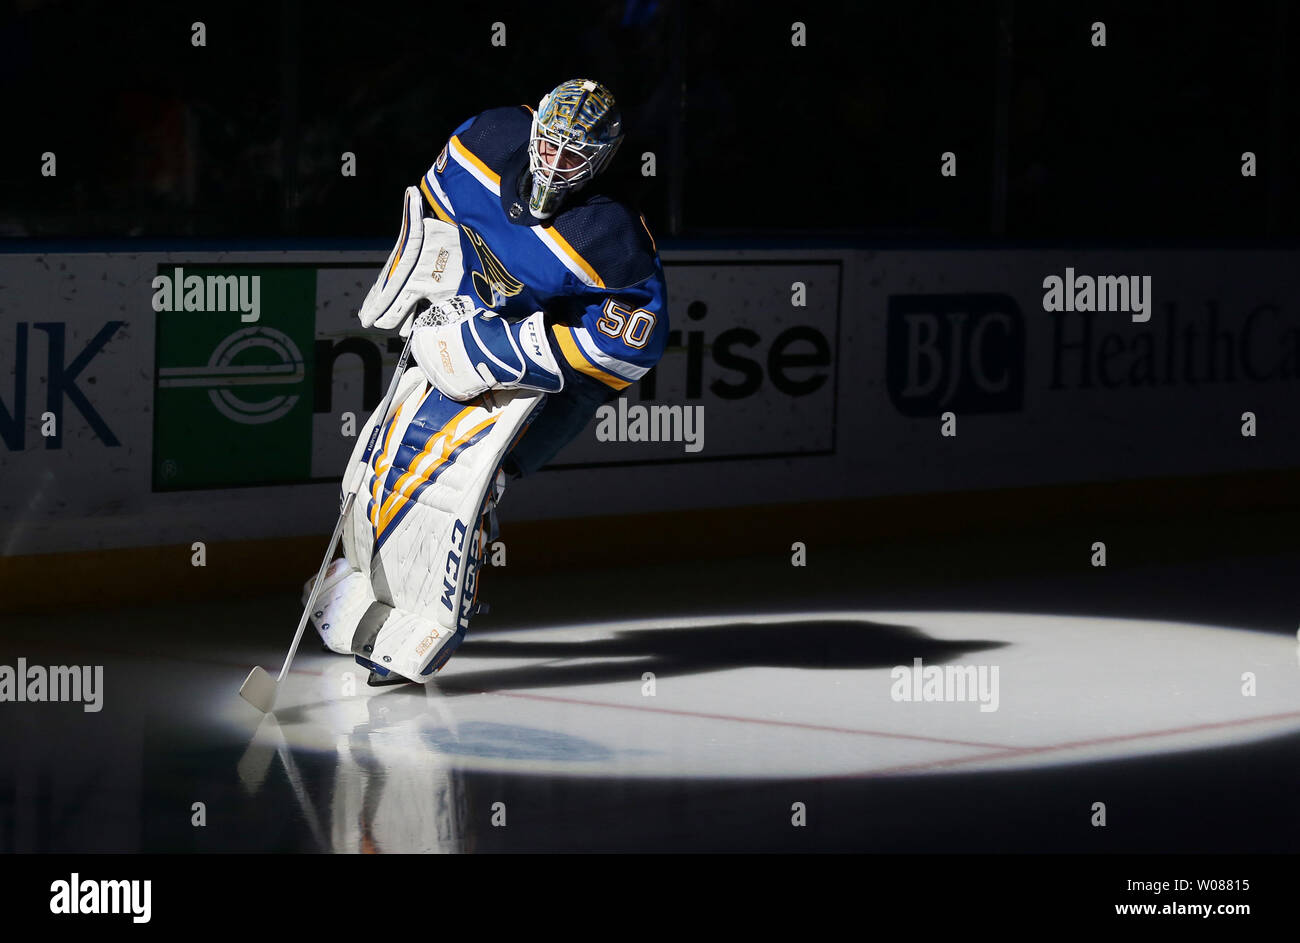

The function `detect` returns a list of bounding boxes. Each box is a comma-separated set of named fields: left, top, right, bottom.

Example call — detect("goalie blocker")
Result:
left=309, top=367, right=544, bottom=683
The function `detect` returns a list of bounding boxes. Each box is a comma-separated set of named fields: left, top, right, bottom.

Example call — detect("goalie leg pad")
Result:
left=353, top=383, right=544, bottom=679
left=340, top=366, right=430, bottom=577
left=416, top=497, right=490, bottom=676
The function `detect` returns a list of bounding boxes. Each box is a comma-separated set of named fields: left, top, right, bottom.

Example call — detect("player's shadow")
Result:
left=429, top=617, right=1008, bottom=696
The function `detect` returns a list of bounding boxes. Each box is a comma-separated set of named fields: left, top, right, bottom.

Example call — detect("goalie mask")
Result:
left=526, top=78, right=624, bottom=219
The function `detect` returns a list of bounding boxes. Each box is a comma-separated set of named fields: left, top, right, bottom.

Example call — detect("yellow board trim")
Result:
left=6, top=472, right=1299, bottom=614
left=552, top=325, right=633, bottom=390
left=450, top=135, right=501, bottom=186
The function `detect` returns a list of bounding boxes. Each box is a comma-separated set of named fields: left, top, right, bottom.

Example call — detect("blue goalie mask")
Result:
left=526, top=79, right=624, bottom=219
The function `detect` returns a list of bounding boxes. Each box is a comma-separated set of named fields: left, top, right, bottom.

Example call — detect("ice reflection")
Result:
left=239, top=684, right=468, bottom=853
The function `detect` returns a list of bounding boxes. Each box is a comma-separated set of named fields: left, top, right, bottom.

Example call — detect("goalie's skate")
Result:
left=366, top=666, right=414, bottom=688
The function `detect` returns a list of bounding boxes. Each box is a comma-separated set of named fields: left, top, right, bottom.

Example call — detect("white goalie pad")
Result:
left=358, top=187, right=465, bottom=333
left=330, top=373, right=543, bottom=679
left=305, top=557, right=377, bottom=655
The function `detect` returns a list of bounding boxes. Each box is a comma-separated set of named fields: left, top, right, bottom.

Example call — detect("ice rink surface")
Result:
left=2, top=540, right=1298, bottom=852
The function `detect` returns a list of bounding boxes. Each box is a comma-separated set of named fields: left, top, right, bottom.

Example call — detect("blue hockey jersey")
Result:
left=417, top=105, right=669, bottom=475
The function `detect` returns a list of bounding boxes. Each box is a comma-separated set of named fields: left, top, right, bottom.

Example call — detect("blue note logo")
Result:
left=461, top=225, right=525, bottom=308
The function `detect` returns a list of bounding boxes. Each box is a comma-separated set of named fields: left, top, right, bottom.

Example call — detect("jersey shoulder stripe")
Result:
left=551, top=324, right=635, bottom=390
left=550, top=197, right=659, bottom=290
left=532, top=224, right=604, bottom=288
left=449, top=134, right=501, bottom=193
left=420, top=172, right=455, bottom=222
left=571, top=324, right=650, bottom=380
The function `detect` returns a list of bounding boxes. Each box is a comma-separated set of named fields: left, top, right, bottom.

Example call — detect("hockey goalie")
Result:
left=305, top=78, right=668, bottom=687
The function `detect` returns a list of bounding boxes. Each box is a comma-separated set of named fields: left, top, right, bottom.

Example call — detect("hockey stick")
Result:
left=240, top=311, right=420, bottom=713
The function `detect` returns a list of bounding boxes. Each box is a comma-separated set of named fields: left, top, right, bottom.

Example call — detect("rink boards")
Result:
left=1, top=245, right=1298, bottom=578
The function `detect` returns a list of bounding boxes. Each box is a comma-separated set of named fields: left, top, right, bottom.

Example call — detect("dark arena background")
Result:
left=1, top=0, right=1298, bottom=926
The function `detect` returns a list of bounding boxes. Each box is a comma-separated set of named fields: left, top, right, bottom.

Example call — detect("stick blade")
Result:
left=239, top=666, right=278, bottom=713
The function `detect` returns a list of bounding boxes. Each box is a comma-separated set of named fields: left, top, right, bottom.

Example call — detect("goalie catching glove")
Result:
left=411, top=296, right=564, bottom=401
left=358, top=186, right=465, bottom=335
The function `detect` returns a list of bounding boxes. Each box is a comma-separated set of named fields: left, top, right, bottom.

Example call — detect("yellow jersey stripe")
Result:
left=541, top=226, right=604, bottom=288
left=639, top=214, right=657, bottom=253
left=420, top=178, right=454, bottom=223
left=450, top=135, right=501, bottom=187
left=552, top=325, right=633, bottom=390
